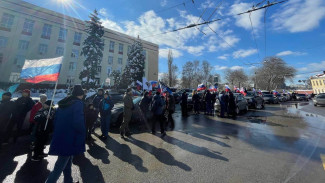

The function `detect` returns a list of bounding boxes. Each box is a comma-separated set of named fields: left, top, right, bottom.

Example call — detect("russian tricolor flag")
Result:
left=150, top=80, right=158, bottom=88
left=20, top=57, right=63, bottom=83
left=197, top=83, right=206, bottom=91
left=225, top=85, right=231, bottom=92
left=209, top=85, right=218, bottom=92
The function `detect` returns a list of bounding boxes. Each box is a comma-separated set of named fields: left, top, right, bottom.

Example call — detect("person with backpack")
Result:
left=120, top=88, right=134, bottom=138
left=99, top=91, right=114, bottom=140
left=151, top=92, right=166, bottom=137
left=31, top=100, right=55, bottom=161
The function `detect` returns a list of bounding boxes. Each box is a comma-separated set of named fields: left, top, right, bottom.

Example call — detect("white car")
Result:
left=313, top=93, right=325, bottom=106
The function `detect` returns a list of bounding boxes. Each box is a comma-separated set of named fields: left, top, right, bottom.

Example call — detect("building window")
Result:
left=323, top=80, right=325, bottom=85
left=73, top=32, right=82, bottom=46
left=71, top=49, right=79, bottom=58
left=107, top=67, right=112, bottom=75
left=142, top=50, right=146, bottom=56
left=0, top=13, right=14, bottom=31
left=38, top=44, right=48, bottom=55
left=58, top=28, right=68, bottom=42
left=118, top=43, right=123, bottom=54
left=0, top=53, right=3, bottom=64
left=18, top=40, right=29, bottom=50
left=118, top=58, right=122, bottom=65
left=14, top=55, right=25, bottom=68
left=117, top=67, right=122, bottom=73
left=22, top=19, right=34, bottom=35
left=128, top=45, right=131, bottom=53
left=41, top=24, right=52, bottom=39
left=0, top=36, right=8, bottom=48
left=316, top=81, right=319, bottom=86
left=109, top=41, right=115, bottom=52
left=56, top=47, right=64, bottom=56
left=69, top=62, right=77, bottom=71
left=97, top=66, right=102, bottom=73
left=108, top=56, right=113, bottom=65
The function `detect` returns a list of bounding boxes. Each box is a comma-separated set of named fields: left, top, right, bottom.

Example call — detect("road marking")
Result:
left=321, top=154, right=325, bottom=171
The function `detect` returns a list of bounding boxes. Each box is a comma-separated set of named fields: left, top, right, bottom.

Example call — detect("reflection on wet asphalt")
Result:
left=0, top=101, right=325, bottom=182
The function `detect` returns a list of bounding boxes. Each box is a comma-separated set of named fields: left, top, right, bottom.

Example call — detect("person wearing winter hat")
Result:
left=4, top=89, right=35, bottom=143
left=0, top=92, right=15, bottom=147
left=46, top=85, right=86, bottom=183
left=31, top=100, right=55, bottom=161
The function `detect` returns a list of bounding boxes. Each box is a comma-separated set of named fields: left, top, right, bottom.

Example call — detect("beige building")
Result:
left=310, top=72, right=325, bottom=94
left=0, top=0, right=158, bottom=86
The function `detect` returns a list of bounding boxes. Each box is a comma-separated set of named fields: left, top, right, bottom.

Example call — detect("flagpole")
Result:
left=44, top=76, right=59, bottom=131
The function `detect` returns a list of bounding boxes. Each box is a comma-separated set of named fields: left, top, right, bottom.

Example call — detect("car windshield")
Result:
left=317, top=94, right=325, bottom=98
left=264, top=94, right=273, bottom=97
left=246, top=92, right=254, bottom=96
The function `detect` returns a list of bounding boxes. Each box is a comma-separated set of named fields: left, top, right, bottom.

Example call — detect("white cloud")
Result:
left=102, top=19, right=125, bottom=33
left=201, top=0, right=216, bottom=9
left=218, top=54, right=229, bottom=60
left=229, top=2, right=264, bottom=30
left=233, top=49, right=258, bottom=58
left=159, top=48, right=183, bottom=58
left=99, top=8, right=108, bottom=17
left=297, top=61, right=325, bottom=72
left=272, top=0, right=325, bottom=33
left=160, top=0, right=167, bottom=7
left=158, top=72, right=167, bottom=80
left=184, top=46, right=205, bottom=56
left=215, top=65, right=228, bottom=71
left=276, top=50, right=307, bottom=57
left=230, top=66, right=244, bottom=70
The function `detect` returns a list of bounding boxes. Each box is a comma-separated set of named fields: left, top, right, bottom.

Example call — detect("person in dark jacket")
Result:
left=165, top=91, right=176, bottom=130
left=228, top=92, right=237, bottom=119
left=5, top=89, right=35, bottom=143
left=205, top=90, right=213, bottom=115
left=46, top=85, right=86, bottom=183
left=192, top=90, right=201, bottom=115
left=85, top=104, right=98, bottom=141
left=139, top=91, right=151, bottom=121
left=181, top=92, right=188, bottom=116
left=151, top=92, right=166, bottom=137
left=99, top=91, right=114, bottom=140
left=31, top=100, right=55, bottom=161
left=92, top=88, right=104, bottom=111
left=0, top=92, right=14, bottom=147
left=120, top=88, right=134, bottom=138
left=219, top=91, right=226, bottom=118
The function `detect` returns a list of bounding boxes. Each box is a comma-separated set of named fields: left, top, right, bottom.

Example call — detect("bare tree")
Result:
left=181, top=61, right=195, bottom=88
left=160, top=73, right=169, bottom=85
left=168, top=50, right=173, bottom=86
left=181, top=60, right=215, bottom=88
left=224, top=69, right=249, bottom=88
left=255, top=56, right=296, bottom=90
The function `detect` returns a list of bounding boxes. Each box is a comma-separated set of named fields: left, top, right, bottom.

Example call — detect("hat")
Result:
left=98, top=88, right=104, bottom=92
left=44, top=100, right=53, bottom=106
left=39, top=94, right=47, bottom=98
left=104, top=91, right=109, bottom=95
left=72, top=85, right=84, bottom=97
left=126, top=88, right=132, bottom=93
left=22, top=89, right=31, bottom=96
left=3, top=92, right=12, bottom=97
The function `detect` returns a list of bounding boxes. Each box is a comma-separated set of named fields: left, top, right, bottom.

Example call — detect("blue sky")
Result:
left=25, top=0, right=325, bottom=84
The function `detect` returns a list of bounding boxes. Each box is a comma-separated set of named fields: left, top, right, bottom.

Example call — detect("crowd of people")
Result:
left=180, top=90, right=238, bottom=119
left=0, top=85, right=178, bottom=182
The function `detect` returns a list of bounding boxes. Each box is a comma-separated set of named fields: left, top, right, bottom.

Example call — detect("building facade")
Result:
left=310, top=72, right=325, bottom=94
left=0, top=0, right=159, bottom=86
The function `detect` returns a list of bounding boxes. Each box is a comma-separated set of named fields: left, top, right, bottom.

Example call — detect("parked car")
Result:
left=296, top=94, right=308, bottom=101
left=214, top=93, right=248, bottom=115
left=276, top=94, right=286, bottom=102
left=244, top=91, right=265, bottom=109
left=282, top=93, right=291, bottom=101
left=85, top=90, right=123, bottom=105
left=313, top=93, right=325, bottom=106
left=262, top=94, right=279, bottom=104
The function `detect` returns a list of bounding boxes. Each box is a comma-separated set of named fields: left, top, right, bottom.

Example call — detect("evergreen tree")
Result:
left=110, top=70, right=121, bottom=90
left=127, top=37, right=146, bottom=83
left=120, top=65, right=132, bottom=89
left=79, top=10, right=105, bottom=87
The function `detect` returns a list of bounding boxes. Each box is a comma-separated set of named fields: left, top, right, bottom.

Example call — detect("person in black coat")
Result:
left=205, top=90, right=212, bottom=115
left=31, top=100, right=55, bottom=161
left=5, top=89, right=35, bottom=143
left=228, top=92, right=237, bottom=119
left=192, top=90, right=201, bottom=115
left=0, top=92, right=15, bottom=146
left=181, top=92, right=188, bottom=116
left=139, top=91, right=151, bottom=121
left=84, top=104, right=98, bottom=140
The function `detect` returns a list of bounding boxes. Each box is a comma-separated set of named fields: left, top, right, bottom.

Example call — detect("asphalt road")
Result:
left=1, top=101, right=325, bottom=183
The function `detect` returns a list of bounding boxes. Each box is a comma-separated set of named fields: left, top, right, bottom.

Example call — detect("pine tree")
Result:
left=120, top=37, right=146, bottom=88
left=79, top=10, right=105, bottom=87
left=110, top=70, right=121, bottom=89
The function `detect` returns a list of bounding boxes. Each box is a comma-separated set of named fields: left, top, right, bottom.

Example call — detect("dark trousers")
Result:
left=181, top=104, right=187, bottom=116
left=4, top=117, right=24, bottom=143
left=166, top=110, right=175, bottom=129
left=152, top=114, right=165, bottom=134
left=34, top=131, right=49, bottom=157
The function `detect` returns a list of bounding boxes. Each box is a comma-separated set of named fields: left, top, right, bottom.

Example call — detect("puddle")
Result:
left=246, top=116, right=288, bottom=127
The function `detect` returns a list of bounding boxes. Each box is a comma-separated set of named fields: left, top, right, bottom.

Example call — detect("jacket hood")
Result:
left=58, top=96, right=81, bottom=108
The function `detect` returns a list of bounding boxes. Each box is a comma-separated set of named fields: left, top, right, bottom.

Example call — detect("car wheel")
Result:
left=236, top=107, right=240, bottom=115
left=314, top=103, right=317, bottom=107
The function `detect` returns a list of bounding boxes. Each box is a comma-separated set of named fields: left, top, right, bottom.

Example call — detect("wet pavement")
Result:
left=1, top=101, right=325, bottom=183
